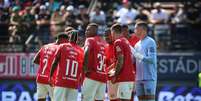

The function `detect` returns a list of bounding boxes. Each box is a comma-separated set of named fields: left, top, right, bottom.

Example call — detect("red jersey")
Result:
left=55, top=43, right=84, bottom=89
left=84, top=36, right=107, bottom=83
left=36, top=43, right=58, bottom=84
left=128, top=34, right=140, bottom=47
left=114, top=38, right=135, bottom=82
left=105, top=43, right=116, bottom=80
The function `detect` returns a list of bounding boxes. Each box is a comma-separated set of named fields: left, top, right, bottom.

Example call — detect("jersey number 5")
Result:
left=66, top=59, right=78, bottom=77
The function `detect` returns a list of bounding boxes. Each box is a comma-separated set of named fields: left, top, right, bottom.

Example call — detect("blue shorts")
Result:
left=135, top=80, right=157, bottom=96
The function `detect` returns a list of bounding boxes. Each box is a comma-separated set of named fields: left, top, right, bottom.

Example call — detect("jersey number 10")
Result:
left=66, top=59, right=78, bottom=77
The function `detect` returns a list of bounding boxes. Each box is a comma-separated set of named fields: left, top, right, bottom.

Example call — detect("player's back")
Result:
left=36, top=43, right=58, bottom=84
left=114, top=38, right=135, bottom=82
left=85, top=36, right=107, bottom=83
left=55, top=43, right=84, bottom=89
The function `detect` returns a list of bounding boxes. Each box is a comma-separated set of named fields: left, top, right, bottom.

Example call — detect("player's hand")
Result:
left=84, top=70, right=91, bottom=77
left=111, top=76, right=116, bottom=84
left=48, top=78, right=53, bottom=87
left=108, top=68, right=115, bottom=77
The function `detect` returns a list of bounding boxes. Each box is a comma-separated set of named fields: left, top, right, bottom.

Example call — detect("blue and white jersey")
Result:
left=131, top=36, right=157, bottom=81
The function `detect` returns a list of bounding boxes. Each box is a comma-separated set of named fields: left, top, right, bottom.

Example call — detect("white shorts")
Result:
left=37, top=83, right=53, bottom=99
left=82, top=77, right=106, bottom=101
left=116, top=82, right=134, bottom=100
left=53, top=86, right=78, bottom=101
left=107, top=80, right=118, bottom=100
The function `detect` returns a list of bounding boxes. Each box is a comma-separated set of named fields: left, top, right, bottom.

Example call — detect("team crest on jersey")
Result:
left=149, top=47, right=155, bottom=53
left=116, top=46, right=121, bottom=52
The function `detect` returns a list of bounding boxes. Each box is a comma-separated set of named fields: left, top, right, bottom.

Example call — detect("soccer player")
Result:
left=104, top=29, right=118, bottom=101
left=82, top=23, right=107, bottom=101
left=33, top=33, right=69, bottom=101
left=111, top=23, right=135, bottom=101
left=132, top=21, right=157, bottom=101
left=122, top=24, right=139, bottom=47
left=50, top=28, right=75, bottom=87
left=122, top=24, right=139, bottom=101
left=50, top=30, right=84, bottom=101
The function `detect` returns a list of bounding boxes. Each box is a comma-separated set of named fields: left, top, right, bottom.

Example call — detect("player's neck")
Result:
left=59, top=40, right=68, bottom=44
left=141, top=34, right=147, bottom=40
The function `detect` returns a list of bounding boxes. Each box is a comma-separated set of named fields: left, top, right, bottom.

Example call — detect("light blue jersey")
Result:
left=132, top=36, right=157, bottom=81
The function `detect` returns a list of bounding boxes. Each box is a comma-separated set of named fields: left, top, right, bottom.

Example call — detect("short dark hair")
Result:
left=111, top=23, right=122, bottom=34
left=56, top=32, right=69, bottom=39
left=69, top=30, right=78, bottom=43
left=65, top=26, right=74, bottom=32
left=122, top=24, right=129, bottom=29
left=136, top=21, right=148, bottom=32
left=88, top=23, right=98, bottom=29
left=104, top=28, right=111, bottom=36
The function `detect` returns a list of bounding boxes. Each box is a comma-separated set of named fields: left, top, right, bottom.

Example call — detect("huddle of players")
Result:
left=33, top=22, right=140, bottom=101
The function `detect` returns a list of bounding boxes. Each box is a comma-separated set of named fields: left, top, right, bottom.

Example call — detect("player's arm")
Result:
left=132, top=42, right=156, bottom=64
left=32, top=48, right=42, bottom=65
left=50, top=48, right=61, bottom=78
left=114, top=54, right=124, bottom=76
left=83, top=39, right=93, bottom=74
left=83, top=46, right=89, bottom=74
left=114, top=43, right=124, bottom=76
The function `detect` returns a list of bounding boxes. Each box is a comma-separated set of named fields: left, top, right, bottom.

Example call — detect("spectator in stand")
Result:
left=106, top=9, right=115, bottom=27
left=169, top=4, right=185, bottom=24
left=61, top=0, right=73, bottom=7
left=9, top=6, right=24, bottom=43
left=63, top=5, right=78, bottom=28
left=89, top=5, right=106, bottom=25
left=0, top=0, right=11, bottom=8
left=185, top=3, right=201, bottom=27
left=150, top=2, right=170, bottom=51
left=116, top=0, right=139, bottom=25
left=23, top=6, right=36, bottom=38
left=76, top=4, right=89, bottom=32
left=149, top=2, right=169, bottom=24
left=50, top=8, right=64, bottom=37
left=36, top=5, right=51, bottom=44
left=11, top=0, right=21, bottom=7
left=0, top=7, right=9, bottom=42
left=60, top=5, right=66, bottom=16
left=135, top=7, right=149, bottom=22
left=185, top=3, right=201, bottom=49
left=48, top=0, right=60, bottom=13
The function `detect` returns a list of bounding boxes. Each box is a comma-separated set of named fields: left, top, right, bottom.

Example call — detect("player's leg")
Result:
left=47, top=85, right=54, bottom=100
left=37, top=83, right=49, bottom=101
left=66, top=88, right=79, bottom=101
left=94, top=81, right=106, bottom=101
left=53, top=86, right=67, bottom=101
left=136, top=80, right=156, bottom=101
left=130, top=82, right=135, bottom=101
left=135, top=81, right=145, bottom=101
left=140, top=80, right=156, bottom=101
left=82, top=77, right=98, bottom=101
left=116, top=82, right=134, bottom=101
left=107, top=81, right=119, bottom=101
